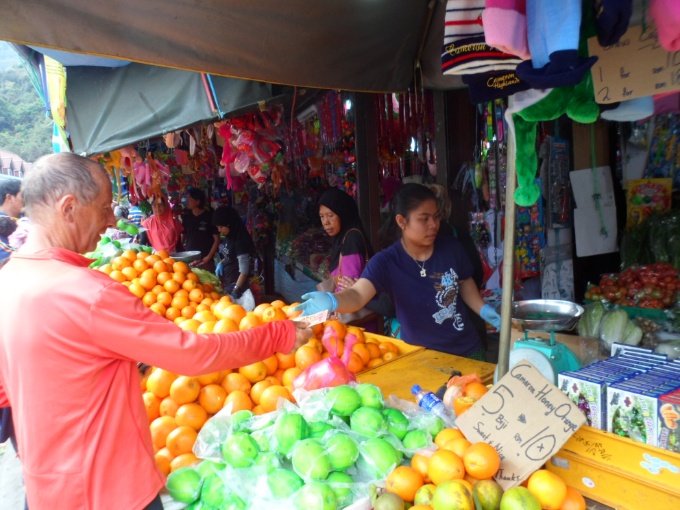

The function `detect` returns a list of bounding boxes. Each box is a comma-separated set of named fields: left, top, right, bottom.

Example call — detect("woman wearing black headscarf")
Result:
left=318, top=188, right=373, bottom=291
left=213, top=206, right=255, bottom=299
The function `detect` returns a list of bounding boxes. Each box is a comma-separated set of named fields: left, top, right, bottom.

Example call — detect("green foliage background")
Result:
left=0, top=43, right=52, bottom=162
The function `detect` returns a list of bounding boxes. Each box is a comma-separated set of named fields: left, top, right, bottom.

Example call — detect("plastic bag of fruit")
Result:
left=292, top=327, right=357, bottom=391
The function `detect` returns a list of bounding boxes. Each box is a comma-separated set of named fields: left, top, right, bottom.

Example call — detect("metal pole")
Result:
left=496, top=97, right=518, bottom=379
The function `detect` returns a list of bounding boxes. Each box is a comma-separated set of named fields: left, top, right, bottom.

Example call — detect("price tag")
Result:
left=456, top=361, right=586, bottom=490
left=588, top=23, right=680, bottom=104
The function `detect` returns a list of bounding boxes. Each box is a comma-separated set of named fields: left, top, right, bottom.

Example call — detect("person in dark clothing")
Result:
left=181, top=188, right=219, bottom=272
left=213, top=206, right=256, bottom=300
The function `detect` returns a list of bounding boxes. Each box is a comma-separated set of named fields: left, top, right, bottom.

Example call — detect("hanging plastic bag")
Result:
left=292, top=327, right=357, bottom=391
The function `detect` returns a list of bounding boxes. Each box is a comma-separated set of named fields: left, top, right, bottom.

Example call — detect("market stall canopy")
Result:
left=0, top=0, right=438, bottom=93
left=65, top=63, right=271, bottom=156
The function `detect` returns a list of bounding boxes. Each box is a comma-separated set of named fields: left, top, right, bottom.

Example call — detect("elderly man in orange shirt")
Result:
left=0, top=153, right=312, bottom=510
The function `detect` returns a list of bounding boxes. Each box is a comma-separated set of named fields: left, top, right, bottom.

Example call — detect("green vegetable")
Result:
left=124, top=223, right=139, bottom=235
left=116, top=219, right=128, bottom=230
left=599, top=309, right=630, bottom=347
left=578, top=301, right=606, bottom=339
left=621, top=321, right=643, bottom=346
left=191, top=268, right=223, bottom=294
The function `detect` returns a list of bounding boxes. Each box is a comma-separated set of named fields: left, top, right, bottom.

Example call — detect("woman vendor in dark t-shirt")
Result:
left=213, top=206, right=255, bottom=300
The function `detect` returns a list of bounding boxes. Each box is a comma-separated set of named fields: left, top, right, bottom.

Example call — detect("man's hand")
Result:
left=288, top=322, right=313, bottom=354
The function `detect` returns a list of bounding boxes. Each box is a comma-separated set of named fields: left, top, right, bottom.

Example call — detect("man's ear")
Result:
left=57, top=194, right=78, bottom=222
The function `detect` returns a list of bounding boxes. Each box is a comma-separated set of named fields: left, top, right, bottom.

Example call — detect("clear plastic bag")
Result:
left=292, top=327, right=357, bottom=391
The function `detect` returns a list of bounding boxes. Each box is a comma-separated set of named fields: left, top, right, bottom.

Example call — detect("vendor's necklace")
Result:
left=402, top=239, right=427, bottom=277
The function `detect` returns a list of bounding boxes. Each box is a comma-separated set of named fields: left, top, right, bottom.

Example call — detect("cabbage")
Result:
left=191, top=268, right=223, bottom=294
left=621, top=321, right=643, bottom=346
left=599, top=309, right=630, bottom=347
left=578, top=302, right=606, bottom=338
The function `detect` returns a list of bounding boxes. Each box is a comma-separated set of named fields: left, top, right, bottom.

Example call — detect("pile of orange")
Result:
left=386, top=427, right=586, bottom=510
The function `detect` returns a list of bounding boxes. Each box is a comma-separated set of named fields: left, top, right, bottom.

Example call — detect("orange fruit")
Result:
left=156, top=446, right=174, bottom=465
left=174, top=289, right=189, bottom=299
left=221, top=372, right=252, bottom=394
left=165, top=307, right=182, bottom=321
left=386, top=465, right=424, bottom=503
left=527, top=470, right=568, bottom=510
left=143, top=392, right=161, bottom=422
left=311, top=323, right=324, bottom=338
left=181, top=305, right=196, bottom=319
left=142, top=292, right=157, bottom=307
left=465, top=382, right=489, bottom=401
left=154, top=451, right=172, bottom=477
left=434, top=428, right=465, bottom=448
left=197, top=321, right=216, bottom=334
left=382, top=351, right=397, bottom=362
left=295, top=345, right=321, bottom=369
left=146, top=369, right=178, bottom=399
left=121, top=266, right=138, bottom=281
left=109, top=270, right=126, bottom=283
left=175, top=402, right=208, bottom=431
left=345, top=325, right=365, bottom=343
left=173, top=261, right=190, bottom=274
left=253, top=303, right=272, bottom=318
left=223, top=304, right=247, bottom=324
left=172, top=272, right=187, bottom=285
left=128, top=283, right=146, bottom=299
left=121, top=281, right=132, bottom=288
left=193, top=310, right=217, bottom=323
left=169, top=376, right=201, bottom=405
left=379, top=341, right=399, bottom=355
left=156, top=292, right=173, bottom=307
left=122, top=249, right=138, bottom=262
left=250, top=380, right=274, bottom=405
left=462, top=442, right=500, bottom=480
left=284, top=303, right=303, bottom=318
left=188, top=287, right=204, bottom=303
left=145, top=254, right=161, bottom=264
left=170, top=452, right=198, bottom=472
left=238, top=361, right=268, bottom=383
left=347, top=351, right=365, bottom=373
left=453, top=396, right=477, bottom=417
left=152, top=284, right=165, bottom=295
left=262, top=306, right=287, bottom=322
left=306, top=338, right=324, bottom=354
left=275, top=351, right=296, bottom=370
left=259, top=385, right=293, bottom=413
left=262, top=355, right=278, bottom=375
left=213, top=318, right=239, bottom=333
left=157, top=271, right=173, bottom=285
left=281, top=367, right=303, bottom=387
left=187, top=272, right=200, bottom=283
left=159, top=397, right=180, bottom=418
left=410, top=453, right=432, bottom=483
left=151, top=260, right=168, bottom=274
left=366, top=343, right=382, bottom=359
left=212, top=301, right=231, bottom=320
left=99, top=264, right=113, bottom=275
left=410, top=506, right=435, bottom=510
left=155, top=249, right=170, bottom=260
left=166, top=425, right=198, bottom=457
left=239, top=312, right=263, bottom=330
left=149, top=416, right=178, bottom=450
left=351, top=343, right=371, bottom=365
left=179, top=318, right=201, bottom=332
left=174, top=317, right=186, bottom=326
left=202, top=282, right=215, bottom=293
left=366, top=358, right=383, bottom=368
left=560, top=486, right=586, bottom=510
left=442, top=437, right=471, bottom=458
left=252, top=405, right=265, bottom=415
left=111, top=256, right=131, bottom=270
left=163, top=279, right=181, bottom=294
left=270, top=299, right=286, bottom=308
left=224, top=389, right=254, bottom=413
left=195, top=304, right=211, bottom=314
left=140, top=274, right=157, bottom=291
left=323, top=319, right=346, bottom=340
left=427, top=449, right=465, bottom=485
left=195, top=372, right=220, bottom=385
left=198, top=384, right=227, bottom=414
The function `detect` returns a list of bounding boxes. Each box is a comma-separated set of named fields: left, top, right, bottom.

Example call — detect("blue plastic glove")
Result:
left=294, top=292, right=338, bottom=317
left=480, top=304, right=501, bottom=329
left=215, top=263, right=224, bottom=278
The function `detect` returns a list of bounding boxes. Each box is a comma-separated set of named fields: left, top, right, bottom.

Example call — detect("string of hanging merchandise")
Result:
left=590, top=124, right=609, bottom=238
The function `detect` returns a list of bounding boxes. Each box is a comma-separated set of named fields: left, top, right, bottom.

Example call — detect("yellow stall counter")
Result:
left=357, top=348, right=495, bottom=401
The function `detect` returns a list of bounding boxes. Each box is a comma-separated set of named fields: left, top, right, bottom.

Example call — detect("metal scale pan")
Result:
left=496, top=300, right=585, bottom=384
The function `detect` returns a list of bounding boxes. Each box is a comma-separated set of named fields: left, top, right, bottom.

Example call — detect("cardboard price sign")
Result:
left=588, top=24, right=680, bottom=104
left=456, top=361, right=586, bottom=490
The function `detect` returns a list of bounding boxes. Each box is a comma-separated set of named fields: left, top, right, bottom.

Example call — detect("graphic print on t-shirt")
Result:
left=432, top=268, right=464, bottom=331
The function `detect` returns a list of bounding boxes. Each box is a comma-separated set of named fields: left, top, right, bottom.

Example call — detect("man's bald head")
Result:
left=22, top=153, right=109, bottom=220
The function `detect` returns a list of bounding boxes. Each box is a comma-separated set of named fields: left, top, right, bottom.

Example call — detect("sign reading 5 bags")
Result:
left=457, top=361, right=586, bottom=490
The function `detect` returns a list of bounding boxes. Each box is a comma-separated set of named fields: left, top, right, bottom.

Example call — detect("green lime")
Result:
left=328, top=385, right=362, bottom=417
left=291, top=438, right=331, bottom=480
left=267, top=468, right=304, bottom=499
left=326, top=433, right=359, bottom=471
left=166, top=466, right=203, bottom=504
left=221, top=431, right=259, bottom=468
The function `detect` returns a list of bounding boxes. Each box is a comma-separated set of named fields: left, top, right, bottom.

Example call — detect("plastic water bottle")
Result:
left=411, top=384, right=453, bottom=422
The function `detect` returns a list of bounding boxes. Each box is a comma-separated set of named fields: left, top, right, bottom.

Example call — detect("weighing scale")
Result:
left=495, top=299, right=584, bottom=385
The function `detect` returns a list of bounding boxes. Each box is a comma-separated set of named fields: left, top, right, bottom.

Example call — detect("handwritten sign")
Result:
left=588, top=24, right=680, bottom=104
left=456, top=361, right=586, bottom=490
left=291, top=310, right=328, bottom=327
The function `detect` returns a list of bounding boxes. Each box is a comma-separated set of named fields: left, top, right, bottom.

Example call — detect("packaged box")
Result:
left=607, top=383, right=662, bottom=446
left=657, top=395, right=680, bottom=453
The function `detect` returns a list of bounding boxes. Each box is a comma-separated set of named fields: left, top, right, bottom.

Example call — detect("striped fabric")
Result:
left=442, top=0, right=522, bottom=76
left=128, top=206, right=145, bottom=227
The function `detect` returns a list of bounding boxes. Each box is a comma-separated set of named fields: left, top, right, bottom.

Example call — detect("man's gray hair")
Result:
left=22, top=153, right=107, bottom=217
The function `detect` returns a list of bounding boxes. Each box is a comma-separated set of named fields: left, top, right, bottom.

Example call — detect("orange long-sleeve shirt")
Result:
left=0, top=248, right=295, bottom=509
